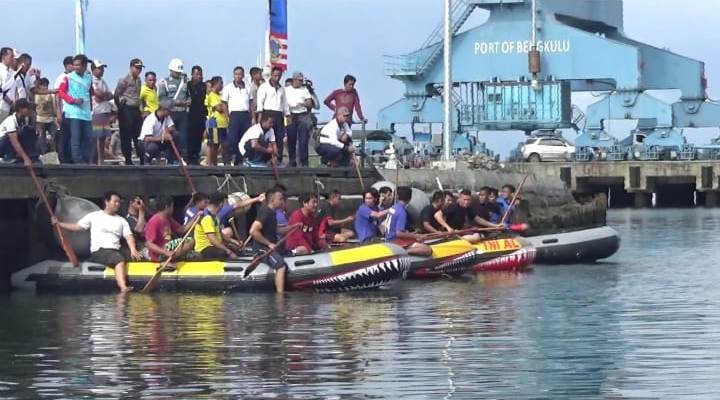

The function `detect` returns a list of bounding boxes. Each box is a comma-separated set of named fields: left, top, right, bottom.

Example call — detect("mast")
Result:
left=75, top=0, right=88, bottom=54
left=442, top=0, right=452, bottom=161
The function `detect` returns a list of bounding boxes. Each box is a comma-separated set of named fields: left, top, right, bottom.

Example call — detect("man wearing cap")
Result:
left=316, top=107, right=355, bottom=167
left=256, top=66, right=289, bottom=164
left=0, top=48, right=19, bottom=123
left=57, top=54, right=94, bottom=164
left=158, top=58, right=190, bottom=161
left=139, top=101, right=176, bottom=164
left=114, top=58, right=145, bottom=165
left=90, top=60, right=114, bottom=164
left=222, top=66, right=251, bottom=166
left=285, top=71, right=314, bottom=167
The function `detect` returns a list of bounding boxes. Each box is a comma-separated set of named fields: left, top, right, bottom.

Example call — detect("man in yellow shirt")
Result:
left=194, top=192, right=239, bottom=260
left=204, top=76, right=228, bottom=166
left=140, top=71, right=159, bottom=117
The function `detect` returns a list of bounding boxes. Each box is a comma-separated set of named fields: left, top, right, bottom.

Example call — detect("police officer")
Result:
left=158, top=58, right=190, bottom=159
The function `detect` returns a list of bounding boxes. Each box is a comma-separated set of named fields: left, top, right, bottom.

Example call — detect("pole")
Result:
left=75, top=0, right=87, bottom=54
left=442, top=0, right=452, bottom=161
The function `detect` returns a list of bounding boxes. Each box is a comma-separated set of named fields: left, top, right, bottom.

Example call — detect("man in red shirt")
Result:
left=286, top=193, right=327, bottom=255
left=144, top=196, right=194, bottom=261
left=323, top=75, right=366, bottom=124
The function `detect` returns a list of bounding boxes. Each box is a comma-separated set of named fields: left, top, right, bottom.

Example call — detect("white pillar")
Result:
left=75, top=0, right=87, bottom=54
left=443, top=0, right=453, bottom=161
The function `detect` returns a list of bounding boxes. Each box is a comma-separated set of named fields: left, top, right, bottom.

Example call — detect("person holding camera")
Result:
left=285, top=71, right=314, bottom=167
left=158, top=58, right=190, bottom=160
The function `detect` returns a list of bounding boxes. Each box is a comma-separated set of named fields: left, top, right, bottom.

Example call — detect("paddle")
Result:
left=141, top=214, right=201, bottom=294
left=352, top=154, right=365, bottom=191
left=11, top=138, right=79, bottom=267
left=242, top=225, right=300, bottom=278
left=500, top=174, right=529, bottom=226
left=169, top=138, right=197, bottom=194
left=271, top=154, right=281, bottom=183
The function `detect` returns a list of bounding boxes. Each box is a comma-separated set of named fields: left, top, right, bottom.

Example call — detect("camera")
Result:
left=304, top=79, right=315, bottom=94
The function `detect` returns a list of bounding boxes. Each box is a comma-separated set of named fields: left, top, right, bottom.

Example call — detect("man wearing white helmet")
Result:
left=158, top=58, right=190, bottom=161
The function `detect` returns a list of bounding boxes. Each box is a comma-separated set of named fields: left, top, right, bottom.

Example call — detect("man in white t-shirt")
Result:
left=139, top=101, right=176, bottom=163
left=54, top=191, right=142, bottom=292
left=238, top=113, right=276, bottom=165
left=317, top=107, right=354, bottom=167
left=285, top=71, right=314, bottom=167
left=0, top=47, right=19, bottom=122
left=0, top=98, right=34, bottom=161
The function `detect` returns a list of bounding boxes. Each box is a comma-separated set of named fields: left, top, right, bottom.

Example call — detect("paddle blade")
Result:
left=141, top=268, right=164, bottom=294
left=242, top=255, right=264, bottom=278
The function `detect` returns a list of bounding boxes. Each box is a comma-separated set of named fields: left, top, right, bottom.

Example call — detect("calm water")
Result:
left=2, top=209, right=720, bottom=399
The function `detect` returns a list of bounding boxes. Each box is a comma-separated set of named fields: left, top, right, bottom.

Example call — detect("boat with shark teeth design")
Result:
left=11, top=243, right=411, bottom=293
left=470, top=237, right=536, bottom=273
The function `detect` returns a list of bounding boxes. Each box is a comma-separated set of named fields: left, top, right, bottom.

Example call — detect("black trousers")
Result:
left=187, top=114, right=206, bottom=165
left=118, top=105, right=143, bottom=165
left=264, top=110, right=285, bottom=163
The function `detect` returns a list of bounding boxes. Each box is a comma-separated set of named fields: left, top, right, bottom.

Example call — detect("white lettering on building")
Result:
left=473, top=40, right=571, bottom=55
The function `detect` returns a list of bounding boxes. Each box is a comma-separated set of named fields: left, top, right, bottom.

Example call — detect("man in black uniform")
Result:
left=249, top=187, right=289, bottom=293
left=418, top=191, right=445, bottom=233
left=434, top=189, right=501, bottom=243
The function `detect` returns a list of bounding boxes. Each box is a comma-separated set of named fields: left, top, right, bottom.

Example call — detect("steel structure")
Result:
left=379, top=0, right=720, bottom=161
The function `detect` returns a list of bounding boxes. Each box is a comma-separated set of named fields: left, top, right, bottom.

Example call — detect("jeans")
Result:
left=226, top=111, right=250, bottom=165
left=287, top=113, right=311, bottom=166
left=170, top=111, right=188, bottom=158
left=118, top=105, right=143, bottom=165
left=316, top=143, right=350, bottom=166
left=140, top=141, right=173, bottom=163
left=36, top=121, right=58, bottom=154
left=0, top=125, right=39, bottom=162
left=68, top=118, right=92, bottom=163
left=243, top=140, right=271, bottom=164
left=264, top=110, right=285, bottom=163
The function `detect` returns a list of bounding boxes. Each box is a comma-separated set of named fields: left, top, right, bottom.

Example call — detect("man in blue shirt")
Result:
left=385, top=186, right=432, bottom=256
left=498, top=184, right=518, bottom=224
left=354, top=188, right=390, bottom=243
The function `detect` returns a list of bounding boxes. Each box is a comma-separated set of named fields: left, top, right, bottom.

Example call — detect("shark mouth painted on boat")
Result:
left=472, top=247, right=536, bottom=272
left=293, top=256, right=411, bottom=293
left=409, top=249, right=481, bottom=278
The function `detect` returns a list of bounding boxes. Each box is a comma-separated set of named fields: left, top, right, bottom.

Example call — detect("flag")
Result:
left=268, top=0, right=288, bottom=70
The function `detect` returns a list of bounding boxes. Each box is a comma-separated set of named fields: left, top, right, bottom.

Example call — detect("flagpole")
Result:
left=75, top=0, right=87, bottom=54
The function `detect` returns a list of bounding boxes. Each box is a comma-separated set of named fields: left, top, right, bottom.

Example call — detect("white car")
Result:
left=521, top=137, right=575, bottom=162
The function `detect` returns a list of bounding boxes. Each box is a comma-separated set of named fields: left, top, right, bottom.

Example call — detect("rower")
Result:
left=249, top=187, right=289, bottom=293
left=53, top=191, right=142, bottom=293
left=285, top=193, right=327, bottom=255
left=434, top=189, right=502, bottom=244
left=354, top=188, right=390, bottom=244
left=498, top=184, right=519, bottom=222
left=184, top=192, right=209, bottom=227
left=144, top=196, right=194, bottom=262
left=419, top=191, right=445, bottom=234
left=386, top=186, right=432, bottom=256
left=317, top=190, right=355, bottom=244
left=238, top=112, right=276, bottom=166
left=377, top=186, right=394, bottom=235
left=193, top=192, right=240, bottom=260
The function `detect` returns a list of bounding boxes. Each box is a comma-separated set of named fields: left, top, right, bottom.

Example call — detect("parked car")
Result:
left=521, top=136, right=575, bottom=162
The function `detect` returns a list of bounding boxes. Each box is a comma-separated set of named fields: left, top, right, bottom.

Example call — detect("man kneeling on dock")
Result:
left=139, top=101, right=176, bottom=164
left=53, top=191, right=142, bottom=293
left=238, top=112, right=277, bottom=166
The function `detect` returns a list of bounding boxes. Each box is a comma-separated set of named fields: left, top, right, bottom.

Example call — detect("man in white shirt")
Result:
left=285, top=71, right=315, bottom=167
left=0, top=98, right=34, bottom=162
left=238, top=113, right=277, bottom=165
left=255, top=66, right=289, bottom=163
left=0, top=47, right=19, bottom=122
left=54, top=191, right=142, bottom=292
left=317, top=107, right=355, bottom=167
left=14, top=53, right=36, bottom=102
left=222, top=66, right=251, bottom=166
left=139, top=101, right=176, bottom=164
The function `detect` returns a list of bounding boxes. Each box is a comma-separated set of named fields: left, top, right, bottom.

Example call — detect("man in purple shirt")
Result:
left=354, top=188, right=390, bottom=243
left=385, top=186, right=432, bottom=256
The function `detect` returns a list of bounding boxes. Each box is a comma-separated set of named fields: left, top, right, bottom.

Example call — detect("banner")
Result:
left=268, top=0, right=288, bottom=70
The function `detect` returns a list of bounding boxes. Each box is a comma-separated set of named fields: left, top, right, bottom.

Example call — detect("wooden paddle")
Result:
left=242, top=225, right=300, bottom=278
left=11, top=137, right=79, bottom=267
left=500, top=174, right=529, bottom=226
left=352, top=154, right=365, bottom=191
left=271, top=154, right=281, bottom=183
left=169, top=138, right=197, bottom=194
left=141, top=214, right=201, bottom=294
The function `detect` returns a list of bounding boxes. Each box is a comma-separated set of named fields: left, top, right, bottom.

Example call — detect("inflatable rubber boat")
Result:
left=524, top=226, right=620, bottom=264
left=11, top=243, right=411, bottom=293
left=470, top=237, right=536, bottom=272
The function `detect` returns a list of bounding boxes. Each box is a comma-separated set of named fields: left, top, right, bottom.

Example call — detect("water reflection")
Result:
left=2, top=209, right=720, bottom=398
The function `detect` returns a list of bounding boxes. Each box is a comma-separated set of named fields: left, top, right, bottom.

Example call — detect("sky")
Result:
left=4, top=0, right=720, bottom=156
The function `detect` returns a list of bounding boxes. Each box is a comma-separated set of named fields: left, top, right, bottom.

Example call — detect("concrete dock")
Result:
left=512, top=161, right=720, bottom=208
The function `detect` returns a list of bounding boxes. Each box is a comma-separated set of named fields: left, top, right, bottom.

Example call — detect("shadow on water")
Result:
left=2, top=208, right=720, bottom=398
